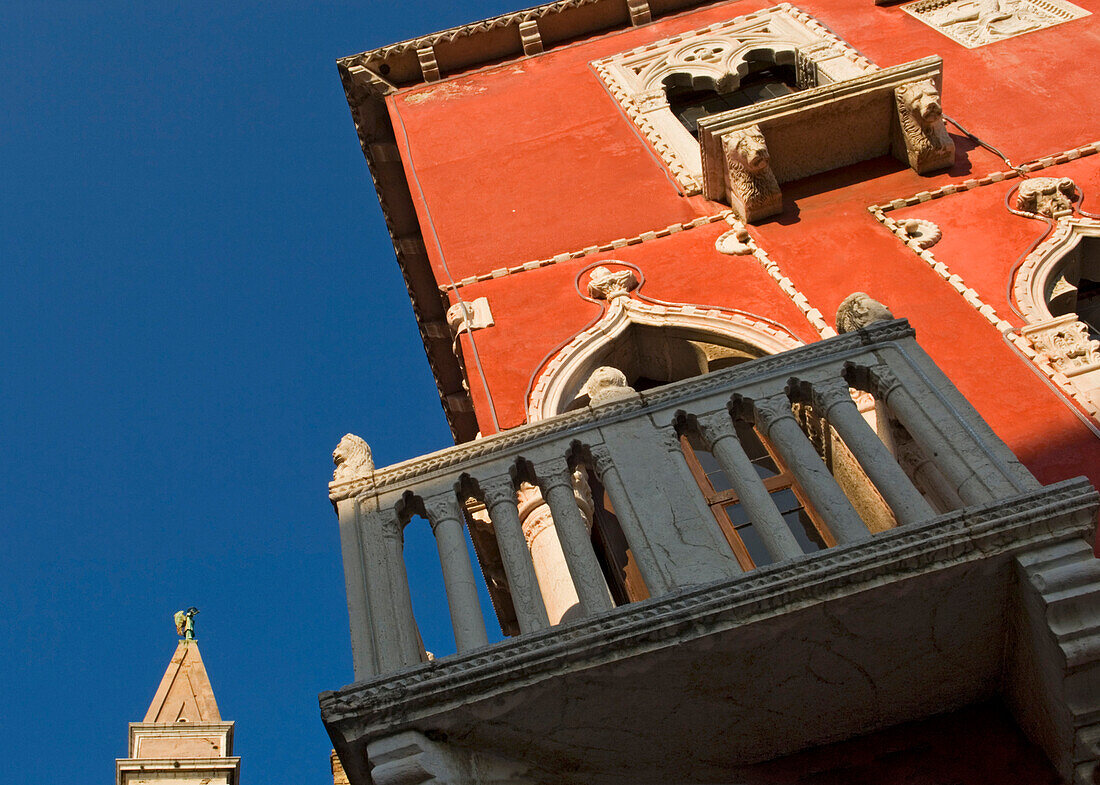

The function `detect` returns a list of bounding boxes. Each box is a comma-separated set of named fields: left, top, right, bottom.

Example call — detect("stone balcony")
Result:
left=320, top=321, right=1100, bottom=785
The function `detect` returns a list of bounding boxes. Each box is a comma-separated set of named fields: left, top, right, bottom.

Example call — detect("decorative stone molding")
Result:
left=835, top=292, right=895, bottom=334
left=527, top=278, right=804, bottom=421
left=367, top=730, right=532, bottom=785
left=722, top=126, right=782, bottom=222
left=903, top=0, right=1090, bottom=49
left=898, top=218, right=942, bottom=249
left=586, top=266, right=638, bottom=300
left=330, top=321, right=916, bottom=502
left=334, top=434, right=374, bottom=482
left=1020, top=316, right=1100, bottom=376
left=867, top=147, right=1100, bottom=421
left=591, top=4, right=877, bottom=193
left=1009, top=539, right=1100, bottom=784
left=1016, top=176, right=1078, bottom=219
left=441, top=211, right=734, bottom=292
left=893, top=80, right=955, bottom=174
left=698, top=57, right=952, bottom=219
left=416, top=46, right=440, bottom=82
left=446, top=297, right=494, bottom=335
left=323, top=478, right=1098, bottom=741
left=715, top=224, right=753, bottom=255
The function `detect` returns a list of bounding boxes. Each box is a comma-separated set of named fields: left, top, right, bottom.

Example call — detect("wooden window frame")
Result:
left=680, top=428, right=835, bottom=571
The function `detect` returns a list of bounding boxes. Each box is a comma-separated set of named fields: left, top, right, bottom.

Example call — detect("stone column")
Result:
left=695, top=412, right=803, bottom=562
left=356, top=503, right=414, bottom=672
left=378, top=511, right=423, bottom=668
left=535, top=459, right=615, bottom=617
left=812, top=379, right=937, bottom=526
left=868, top=365, right=992, bottom=506
left=590, top=445, right=669, bottom=595
left=336, top=497, right=377, bottom=678
left=482, top=478, right=550, bottom=634
left=424, top=494, right=489, bottom=653
left=516, top=482, right=582, bottom=625
left=749, top=394, right=870, bottom=544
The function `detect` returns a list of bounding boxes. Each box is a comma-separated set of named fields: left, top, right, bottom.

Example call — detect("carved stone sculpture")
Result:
left=1016, top=177, right=1077, bottom=219
left=715, top=225, right=753, bottom=255
left=333, top=433, right=374, bottom=482
left=587, top=266, right=638, bottom=300
left=904, top=0, right=1087, bottom=48
left=900, top=218, right=942, bottom=249
left=582, top=366, right=637, bottom=406
left=836, top=292, right=895, bottom=334
left=721, top=126, right=782, bottom=223
left=893, top=80, right=954, bottom=174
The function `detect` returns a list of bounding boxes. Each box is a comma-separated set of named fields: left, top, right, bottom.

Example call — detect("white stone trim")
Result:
left=527, top=289, right=804, bottom=421
left=592, top=4, right=877, bottom=193
left=867, top=146, right=1100, bottom=420
left=439, top=211, right=735, bottom=292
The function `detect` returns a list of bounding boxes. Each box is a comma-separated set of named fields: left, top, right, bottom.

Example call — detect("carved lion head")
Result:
left=332, top=433, right=374, bottom=482
left=899, top=80, right=943, bottom=126
left=730, top=128, right=771, bottom=173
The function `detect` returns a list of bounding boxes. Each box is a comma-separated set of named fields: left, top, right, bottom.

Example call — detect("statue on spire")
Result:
left=174, top=607, right=200, bottom=640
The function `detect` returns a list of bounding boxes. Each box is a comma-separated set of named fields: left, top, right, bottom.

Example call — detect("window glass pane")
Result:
left=769, top=488, right=801, bottom=515
left=724, top=502, right=749, bottom=527
left=694, top=447, right=733, bottom=493
left=734, top=421, right=779, bottom=477
left=784, top=509, right=826, bottom=554
left=723, top=509, right=774, bottom=567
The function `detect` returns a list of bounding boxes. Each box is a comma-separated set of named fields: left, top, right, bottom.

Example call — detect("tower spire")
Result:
left=116, top=612, right=240, bottom=785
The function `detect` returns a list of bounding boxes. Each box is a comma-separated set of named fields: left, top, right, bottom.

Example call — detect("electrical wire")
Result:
left=391, top=100, right=502, bottom=434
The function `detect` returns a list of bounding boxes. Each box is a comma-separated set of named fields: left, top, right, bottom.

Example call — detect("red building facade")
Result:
left=324, top=1, right=1100, bottom=781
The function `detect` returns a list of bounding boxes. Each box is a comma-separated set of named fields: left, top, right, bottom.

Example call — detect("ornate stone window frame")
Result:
left=1013, top=218, right=1100, bottom=407
left=527, top=287, right=804, bottom=421
left=592, top=4, right=877, bottom=195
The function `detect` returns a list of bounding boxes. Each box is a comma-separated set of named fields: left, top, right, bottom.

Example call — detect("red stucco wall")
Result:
left=385, top=0, right=1100, bottom=502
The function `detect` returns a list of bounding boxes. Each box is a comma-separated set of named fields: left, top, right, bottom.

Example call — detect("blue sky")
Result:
left=1, top=2, right=516, bottom=781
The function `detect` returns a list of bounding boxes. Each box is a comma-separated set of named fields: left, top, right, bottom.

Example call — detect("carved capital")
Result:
left=749, top=393, right=796, bottom=432
left=534, top=460, right=574, bottom=492
left=424, top=494, right=462, bottom=531
left=589, top=444, right=616, bottom=476
left=1022, top=316, right=1100, bottom=372
left=480, top=478, right=517, bottom=509
left=865, top=365, right=904, bottom=400
left=378, top=513, right=405, bottom=542
left=695, top=411, right=737, bottom=446
left=812, top=378, right=860, bottom=413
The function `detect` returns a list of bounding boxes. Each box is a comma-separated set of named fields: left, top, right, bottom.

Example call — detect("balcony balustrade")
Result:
left=321, top=320, right=1099, bottom=785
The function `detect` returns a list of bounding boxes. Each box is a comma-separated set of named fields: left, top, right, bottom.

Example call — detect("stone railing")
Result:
left=328, top=320, right=1042, bottom=680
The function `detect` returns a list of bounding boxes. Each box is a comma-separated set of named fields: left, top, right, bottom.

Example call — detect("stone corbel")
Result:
left=720, top=126, right=782, bottom=223
left=368, top=730, right=532, bottom=785
left=892, top=79, right=954, bottom=174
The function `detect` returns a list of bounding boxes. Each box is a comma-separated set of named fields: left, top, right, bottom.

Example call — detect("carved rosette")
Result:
left=587, top=266, right=638, bottom=300
left=715, top=224, right=753, bottom=255
left=900, top=218, right=942, bottom=249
